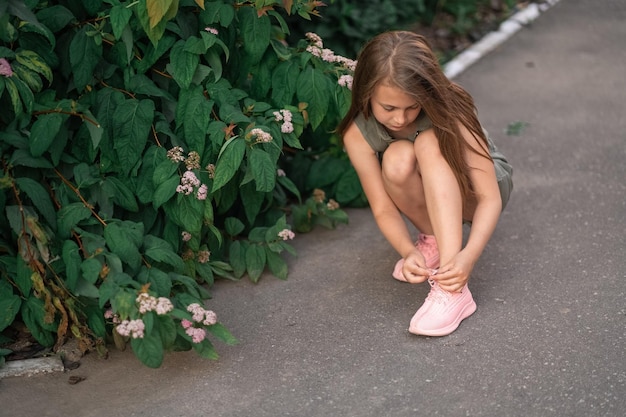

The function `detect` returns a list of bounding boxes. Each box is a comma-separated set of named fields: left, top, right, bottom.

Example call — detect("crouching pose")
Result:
left=338, top=31, right=513, bottom=336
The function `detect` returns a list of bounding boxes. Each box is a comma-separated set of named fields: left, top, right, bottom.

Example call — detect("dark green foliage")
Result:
left=0, top=0, right=361, bottom=367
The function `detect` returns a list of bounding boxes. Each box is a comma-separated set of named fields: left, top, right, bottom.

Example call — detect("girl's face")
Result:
left=370, top=83, right=422, bottom=136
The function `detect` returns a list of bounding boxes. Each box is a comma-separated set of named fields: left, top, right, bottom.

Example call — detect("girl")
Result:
left=338, top=31, right=513, bottom=336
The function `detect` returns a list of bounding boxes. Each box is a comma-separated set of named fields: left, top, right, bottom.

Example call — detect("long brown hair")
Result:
left=337, top=31, right=490, bottom=201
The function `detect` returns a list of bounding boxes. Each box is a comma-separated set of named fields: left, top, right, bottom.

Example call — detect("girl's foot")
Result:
left=392, top=233, right=440, bottom=281
left=408, top=279, right=476, bottom=336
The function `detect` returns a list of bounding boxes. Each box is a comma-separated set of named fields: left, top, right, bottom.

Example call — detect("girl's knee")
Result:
left=382, top=141, right=418, bottom=184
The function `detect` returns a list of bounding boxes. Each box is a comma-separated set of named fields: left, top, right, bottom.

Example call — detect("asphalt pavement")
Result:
left=1, top=0, right=625, bottom=416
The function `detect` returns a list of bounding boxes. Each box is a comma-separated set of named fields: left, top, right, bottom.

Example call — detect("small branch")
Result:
left=32, top=109, right=100, bottom=127
left=151, top=125, right=162, bottom=147
left=53, top=169, right=108, bottom=227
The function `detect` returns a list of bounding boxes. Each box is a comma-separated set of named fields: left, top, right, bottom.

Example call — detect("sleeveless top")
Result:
left=354, top=111, right=514, bottom=209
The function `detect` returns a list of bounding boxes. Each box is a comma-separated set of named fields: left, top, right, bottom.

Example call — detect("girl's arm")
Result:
left=461, top=126, right=502, bottom=262
left=343, top=122, right=429, bottom=270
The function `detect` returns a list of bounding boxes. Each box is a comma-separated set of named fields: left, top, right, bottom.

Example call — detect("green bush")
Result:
left=0, top=0, right=361, bottom=367
left=286, top=0, right=519, bottom=59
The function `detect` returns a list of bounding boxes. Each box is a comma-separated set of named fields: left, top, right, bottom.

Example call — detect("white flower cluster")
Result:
left=136, top=293, right=174, bottom=315
left=274, top=109, right=294, bottom=133
left=116, top=319, right=145, bottom=339
left=278, top=229, right=295, bottom=241
left=305, top=32, right=357, bottom=72
left=250, top=128, right=273, bottom=143
left=187, top=303, right=218, bottom=326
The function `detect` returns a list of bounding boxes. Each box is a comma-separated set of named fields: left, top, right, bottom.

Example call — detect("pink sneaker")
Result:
left=408, top=279, right=477, bottom=336
left=392, top=233, right=440, bottom=282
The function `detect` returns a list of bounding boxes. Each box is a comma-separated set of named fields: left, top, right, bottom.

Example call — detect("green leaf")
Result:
left=14, top=177, right=56, bottom=226
left=15, top=50, right=52, bottom=83
left=296, top=67, right=330, bottom=131
left=20, top=21, right=56, bottom=47
left=205, top=49, right=223, bottom=81
left=4, top=77, right=23, bottom=116
left=228, top=240, right=247, bottom=279
left=245, top=244, right=266, bottom=283
left=265, top=248, right=288, bottom=280
left=12, top=76, right=34, bottom=113
left=103, top=176, right=139, bottom=212
left=177, top=85, right=212, bottom=157
left=248, top=226, right=268, bottom=243
left=143, top=235, right=185, bottom=272
left=153, top=176, right=180, bottom=209
left=21, top=296, right=55, bottom=347
left=74, top=163, right=100, bottom=188
left=175, top=194, right=204, bottom=234
left=168, top=40, right=199, bottom=89
left=0, top=292, right=21, bottom=332
left=336, top=84, right=352, bottom=118
left=80, top=258, right=102, bottom=284
left=135, top=35, right=176, bottom=74
left=69, top=26, right=102, bottom=91
left=9, top=149, right=53, bottom=169
left=193, top=338, right=219, bottom=359
left=202, top=1, right=235, bottom=26
left=62, top=239, right=82, bottom=292
left=111, top=289, right=136, bottom=318
left=57, top=202, right=92, bottom=239
left=306, top=156, right=346, bottom=189
left=206, top=323, right=238, bottom=345
left=104, top=221, right=144, bottom=271
left=223, top=217, right=244, bottom=236
left=138, top=266, right=172, bottom=297
left=85, top=304, right=106, bottom=338
left=112, top=99, right=155, bottom=176
left=36, top=5, right=75, bottom=33
left=110, top=4, right=133, bottom=40
left=131, top=332, right=164, bottom=368
left=146, top=0, right=177, bottom=28
left=291, top=204, right=313, bottom=233
left=153, top=159, right=179, bottom=184
left=128, top=74, right=175, bottom=101
left=218, top=103, right=251, bottom=125
left=95, top=88, right=125, bottom=144
left=277, top=175, right=302, bottom=203
left=12, top=63, right=43, bottom=92
left=248, top=147, right=276, bottom=192
left=240, top=181, right=264, bottom=226
left=75, top=279, right=100, bottom=298
left=83, top=110, right=103, bottom=149
left=506, top=121, right=530, bottom=136
left=271, top=60, right=299, bottom=105
left=4, top=205, right=23, bottom=237
left=335, top=166, right=364, bottom=205
left=98, top=271, right=139, bottom=308
left=157, top=315, right=177, bottom=349
left=212, top=137, right=246, bottom=192
left=170, top=273, right=209, bottom=299
left=184, top=35, right=212, bottom=55
left=238, top=7, right=270, bottom=65
left=15, top=256, right=33, bottom=296
left=134, top=0, right=170, bottom=46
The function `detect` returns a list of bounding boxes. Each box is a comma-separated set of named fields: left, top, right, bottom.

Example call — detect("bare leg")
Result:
left=412, top=131, right=465, bottom=266
left=381, top=140, right=433, bottom=234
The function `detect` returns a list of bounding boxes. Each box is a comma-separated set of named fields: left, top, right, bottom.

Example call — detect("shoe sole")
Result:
left=409, top=299, right=477, bottom=337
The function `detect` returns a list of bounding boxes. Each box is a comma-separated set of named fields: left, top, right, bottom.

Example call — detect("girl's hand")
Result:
left=401, top=250, right=437, bottom=284
left=431, top=250, right=476, bottom=292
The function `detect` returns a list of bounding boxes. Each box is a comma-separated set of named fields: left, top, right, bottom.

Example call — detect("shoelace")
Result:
left=426, top=279, right=451, bottom=304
